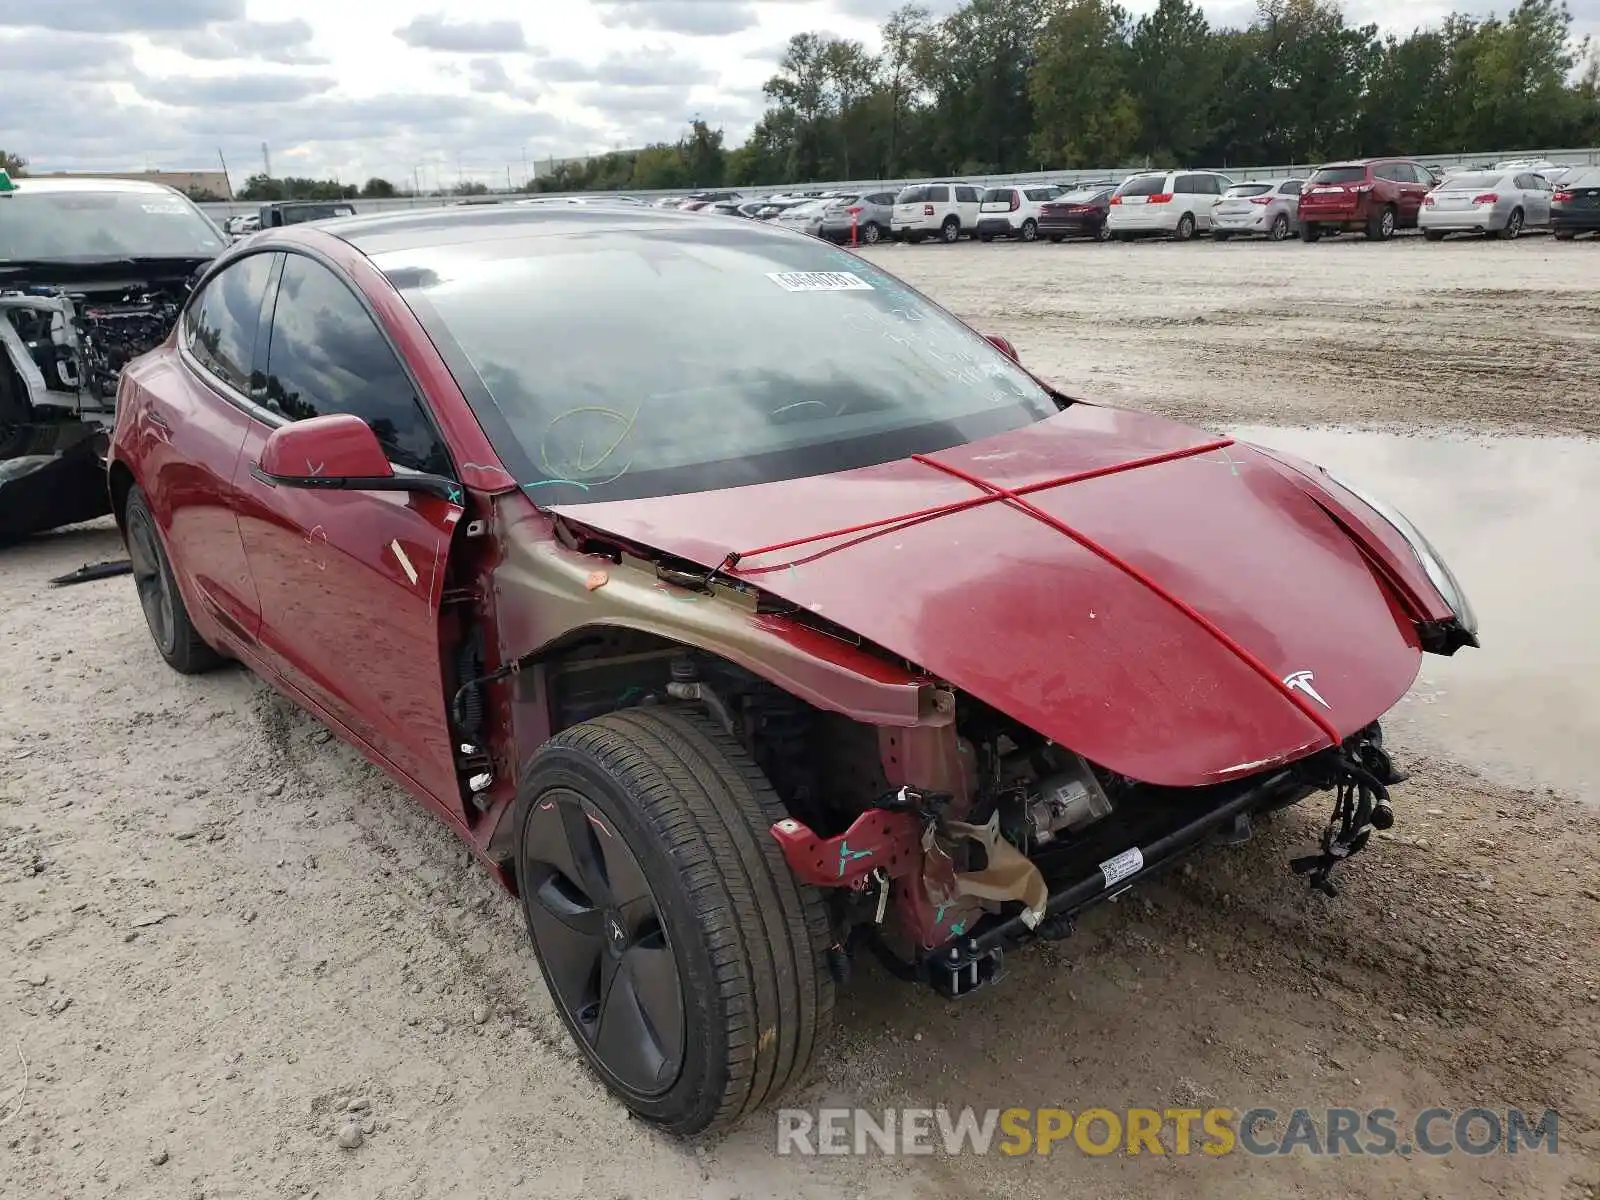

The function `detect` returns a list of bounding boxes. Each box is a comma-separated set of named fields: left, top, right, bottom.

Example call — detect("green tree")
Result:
left=1129, top=0, right=1220, bottom=163
left=360, top=177, right=397, bottom=198
left=1029, top=0, right=1140, bottom=167
left=0, top=149, right=27, bottom=176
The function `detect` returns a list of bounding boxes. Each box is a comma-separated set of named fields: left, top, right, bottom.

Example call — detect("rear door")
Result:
left=1397, top=163, right=1432, bottom=222
left=233, top=250, right=465, bottom=806
left=954, top=185, right=982, bottom=228
left=143, top=250, right=281, bottom=645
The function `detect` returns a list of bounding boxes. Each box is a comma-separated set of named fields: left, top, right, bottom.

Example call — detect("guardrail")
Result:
left=197, top=146, right=1600, bottom=222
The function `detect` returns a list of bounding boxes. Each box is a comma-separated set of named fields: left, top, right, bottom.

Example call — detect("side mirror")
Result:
left=985, top=334, right=1021, bottom=364
left=253, top=413, right=461, bottom=504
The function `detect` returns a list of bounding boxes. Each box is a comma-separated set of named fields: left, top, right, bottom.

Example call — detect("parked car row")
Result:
left=859, top=157, right=1600, bottom=246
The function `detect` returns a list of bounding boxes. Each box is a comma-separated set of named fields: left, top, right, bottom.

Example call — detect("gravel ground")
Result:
left=3, top=238, right=1597, bottom=1200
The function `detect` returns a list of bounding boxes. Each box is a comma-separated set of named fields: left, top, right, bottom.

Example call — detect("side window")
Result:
left=261, top=255, right=450, bottom=476
left=1174, top=174, right=1199, bottom=194
left=1414, top=165, right=1437, bottom=185
left=1280, top=180, right=1303, bottom=195
left=956, top=186, right=980, bottom=203
left=928, top=185, right=950, bottom=203
left=182, top=251, right=278, bottom=394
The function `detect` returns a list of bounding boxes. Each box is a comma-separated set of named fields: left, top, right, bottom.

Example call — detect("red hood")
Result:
left=551, top=406, right=1425, bottom=787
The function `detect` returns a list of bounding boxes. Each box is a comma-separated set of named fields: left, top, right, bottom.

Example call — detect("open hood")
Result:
left=551, top=406, right=1426, bottom=787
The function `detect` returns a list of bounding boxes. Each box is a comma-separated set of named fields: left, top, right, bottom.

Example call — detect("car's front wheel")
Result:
left=124, top=485, right=224, bottom=675
left=515, top=707, right=833, bottom=1136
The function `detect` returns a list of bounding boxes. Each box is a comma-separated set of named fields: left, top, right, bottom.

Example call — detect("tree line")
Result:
left=541, top=0, right=1600, bottom=192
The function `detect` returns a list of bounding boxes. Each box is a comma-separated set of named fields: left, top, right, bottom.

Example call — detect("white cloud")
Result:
left=0, top=0, right=1547, bottom=188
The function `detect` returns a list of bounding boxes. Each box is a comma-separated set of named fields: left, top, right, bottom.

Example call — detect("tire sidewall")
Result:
left=1175, top=213, right=1195, bottom=241
left=515, top=744, right=728, bottom=1128
left=1272, top=214, right=1290, bottom=240
left=1020, top=219, right=1037, bottom=241
left=125, top=488, right=180, bottom=660
left=941, top=217, right=959, bottom=243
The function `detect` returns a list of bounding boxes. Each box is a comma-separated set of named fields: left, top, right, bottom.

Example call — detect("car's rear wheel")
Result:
left=1554, top=227, right=1577, bottom=241
left=1424, top=229, right=1446, bottom=242
left=1301, top=222, right=1322, bottom=243
left=1116, top=232, right=1135, bottom=243
left=515, top=706, right=833, bottom=1136
left=1497, top=207, right=1524, bottom=240
left=1095, top=221, right=1112, bottom=242
left=940, top=216, right=961, bottom=243
left=860, top=221, right=882, bottom=245
left=1174, top=212, right=1196, bottom=241
left=1048, top=234, right=1063, bottom=243
left=1019, top=218, right=1038, bottom=242
left=1270, top=213, right=1291, bottom=241
left=1366, top=205, right=1396, bottom=241
left=124, top=485, right=224, bottom=675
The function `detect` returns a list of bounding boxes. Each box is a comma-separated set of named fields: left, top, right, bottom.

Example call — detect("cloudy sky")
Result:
left=0, top=0, right=1570, bottom=188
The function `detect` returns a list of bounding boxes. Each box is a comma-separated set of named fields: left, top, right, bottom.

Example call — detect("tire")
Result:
left=1301, top=223, right=1322, bottom=243
left=1095, top=221, right=1112, bottom=242
left=1212, top=231, right=1232, bottom=242
left=1019, top=219, right=1037, bottom=242
left=1048, top=234, right=1063, bottom=244
left=1270, top=213, right=1291, bottom=241
left=1497, top=208, right=1523, bottom=240
left=1366, top=205, right=1396, bottom=241
left=978, top=233, right=993, bottom=243
left=1424, top=230, right=1446, bottom=242
left=1116, top=232, right=1135, bottom=243
left=906, top=232, right=924, bottom=245
left=0, top=357, right=32, bottom=427
left=860, top=222, right=882, bottom=245
left=515, top=706, right=833, bottom=1137
left=940, top=216, right=960, bottom=244
left=1174, top=212, right=1196, bottom=241
left=1554, top=228, right=1577, bottom=241
left=123, top=485, right=224, bottom=674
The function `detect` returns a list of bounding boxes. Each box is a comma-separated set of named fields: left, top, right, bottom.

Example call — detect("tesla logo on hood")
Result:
left=1283, top=669, right=1331, bottom=709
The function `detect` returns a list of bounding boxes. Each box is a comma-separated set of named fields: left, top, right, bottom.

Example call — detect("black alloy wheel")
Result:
left=520, top=787, right=685, bottom=1098
left=123, top=484, right=222, bottom=674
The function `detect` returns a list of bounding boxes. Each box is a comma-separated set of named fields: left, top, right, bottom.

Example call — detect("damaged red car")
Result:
left=108, top=205, right=1478, bottom=1135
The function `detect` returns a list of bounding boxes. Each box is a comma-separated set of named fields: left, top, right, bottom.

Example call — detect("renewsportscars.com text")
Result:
left=775, top=1106, right=1559, bottom=1157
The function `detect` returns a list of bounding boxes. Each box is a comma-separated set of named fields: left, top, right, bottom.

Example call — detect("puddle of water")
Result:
left=1230, top=426, right=1599, bottom=803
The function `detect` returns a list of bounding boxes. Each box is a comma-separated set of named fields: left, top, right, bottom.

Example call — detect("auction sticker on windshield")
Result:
left=767, top=271, right=875, bottom=292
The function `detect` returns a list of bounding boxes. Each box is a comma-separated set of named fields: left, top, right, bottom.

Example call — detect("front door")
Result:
left=233, top=250, right=464, bottom=808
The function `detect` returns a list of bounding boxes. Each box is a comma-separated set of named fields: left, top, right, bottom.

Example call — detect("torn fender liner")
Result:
left=0, top=421, right=112, bottom=542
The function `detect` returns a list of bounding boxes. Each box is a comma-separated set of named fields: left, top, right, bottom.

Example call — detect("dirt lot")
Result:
left=3, top=237, right=1598, bottom=1200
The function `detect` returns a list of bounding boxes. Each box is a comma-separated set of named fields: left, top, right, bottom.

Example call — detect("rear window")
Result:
left=1024, top=187, right=1056, bottom=201
left=1440, top=173, right=1504, bottom=190
left=1224, top=184, right=1273, bottom=198
left=1115, top=175, right=1170, bottom=198
left=1565, top=169, right=1600, bottom=188
left=1053, top=189, right=1106, bottom=204
left=1308, top=166, right=1369, bottom=185
left=982, top=188, right=1014, bottom=203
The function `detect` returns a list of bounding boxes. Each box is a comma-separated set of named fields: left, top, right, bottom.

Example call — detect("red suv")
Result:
left=1298, top=158, right=1435, bottom=241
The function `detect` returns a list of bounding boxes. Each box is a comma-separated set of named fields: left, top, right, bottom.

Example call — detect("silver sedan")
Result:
left=1420, top=170, right=1551, bottom=240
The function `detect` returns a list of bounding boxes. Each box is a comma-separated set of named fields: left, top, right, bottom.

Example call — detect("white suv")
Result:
left=892, top=182, right=983, bottom=243
left=1106, top=170, right=1235, bottom=241
left=975, top=185, right=1062, bottom=242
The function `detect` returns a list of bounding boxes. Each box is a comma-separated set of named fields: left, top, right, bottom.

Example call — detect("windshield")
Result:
left=1438, top=172, right=1504, bottom=190
left=386, top=225, right=1057, bottom=504
left=0, top=188, right=224, bottom=261
left=1308, top=166, right=1369, bottom=185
